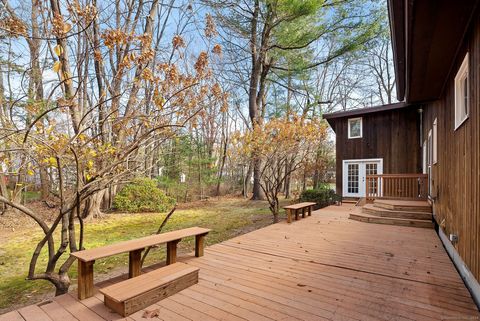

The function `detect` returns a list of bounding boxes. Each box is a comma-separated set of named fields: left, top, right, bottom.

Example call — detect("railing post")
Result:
left=366, top=176, right=369, bottom=201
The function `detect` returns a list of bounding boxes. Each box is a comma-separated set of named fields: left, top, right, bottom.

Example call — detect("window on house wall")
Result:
left=433, top=118, right=438, bottom=164
left=454, top=53, right=469, bottom=129
left=428, top=130, right=433, bottom=196
left=348, top=117, right=362, bottom=139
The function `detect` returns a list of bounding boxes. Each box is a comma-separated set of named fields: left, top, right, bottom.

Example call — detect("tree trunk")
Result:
left=83, top=189, right=106, bottom=219
left=284, top=160, right=291, bottom=198
left=53, top=273, right=71, bottom=296
left=313, top=168, right=320, bottom=189
left=104, top=184, right=117, bottom=210
left=0, top=172, right=8, bottom=212
left=251, top=158, right=264, bottom=200
left=39, top=165, right=50, bottom=200
left=271, top=196, right=280, bottom=223
left=302, top=168, right=307, bottom=192
left=216, top=135, right=228, bottom=196
left=242, top=163, right=252, bottom=198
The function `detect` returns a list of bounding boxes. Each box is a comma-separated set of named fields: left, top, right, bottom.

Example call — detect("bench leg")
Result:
left=166, top=240, right=180, bottom=265
left=78, top=260, right=94, bottom=300
left=302, top=208, right=306, bottom=218
left=286, top=209, right=292, bottom=223
left=129, top=249, right=143, bottom=278
left=295, top=209, right=299, bottom=221
left=308, top=206, right=312, bottom=216
left=195, top=234, right=207, bottom=257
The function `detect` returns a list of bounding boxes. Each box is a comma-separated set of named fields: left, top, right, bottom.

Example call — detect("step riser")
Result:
left=104, top=269, right=199, bottom=317
left=349, top=214, right=434, bottom=229
left=362, top=207, right=432, bottom=220
left=374, top=203, right=432, bottom=213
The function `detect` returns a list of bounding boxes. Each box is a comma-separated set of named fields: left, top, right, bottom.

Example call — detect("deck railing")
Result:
left=365, top=174, right=428, bottom=201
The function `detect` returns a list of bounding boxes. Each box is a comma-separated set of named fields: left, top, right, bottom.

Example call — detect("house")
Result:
left=323, top=102, right=422, bottom=198
left=324, top=0, right=480, bottom=306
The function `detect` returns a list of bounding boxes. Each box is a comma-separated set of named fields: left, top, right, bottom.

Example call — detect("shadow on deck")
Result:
left=2, top=203, right=479, bottom=321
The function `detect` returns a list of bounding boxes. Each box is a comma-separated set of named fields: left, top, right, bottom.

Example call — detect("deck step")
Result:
left=349, top=212, right=433, bottom=229
left=362, top=204, right=432, bottom=220
left=373, top=199, right=432, bottom=213
left=100, top=262, right=199, bottom=317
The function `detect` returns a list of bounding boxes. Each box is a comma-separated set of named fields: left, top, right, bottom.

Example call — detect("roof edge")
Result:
left=387, top=0, right=406, bottom=102
left=322, top=102, right=410, bottom=120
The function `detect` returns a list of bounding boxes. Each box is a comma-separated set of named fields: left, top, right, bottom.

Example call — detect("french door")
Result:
left=343, top=159, right=383, bottom=197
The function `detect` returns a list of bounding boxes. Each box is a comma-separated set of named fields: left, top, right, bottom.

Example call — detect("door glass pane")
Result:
left=365, top=163, right=378, bottom=175
left=366, top=163, right=378, bottom=195
left=347, top=164, right=359, bottom=194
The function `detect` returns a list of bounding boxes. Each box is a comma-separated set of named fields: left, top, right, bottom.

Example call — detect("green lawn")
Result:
left=0, top=197, right=284, bottom=312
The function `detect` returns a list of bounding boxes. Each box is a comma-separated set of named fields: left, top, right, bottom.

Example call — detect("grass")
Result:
left=0, top=197, right=285, bottom=312
left=23, top=191, right=41, bottom=202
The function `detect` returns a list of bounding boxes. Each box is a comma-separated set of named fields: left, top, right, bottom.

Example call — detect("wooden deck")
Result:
left=2, top=204, right=479, bottom=321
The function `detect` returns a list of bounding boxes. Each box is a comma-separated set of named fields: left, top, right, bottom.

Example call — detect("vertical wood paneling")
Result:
left=333, top=108, right=421, bottom=195
left=422, top=11, right=480, bottom=282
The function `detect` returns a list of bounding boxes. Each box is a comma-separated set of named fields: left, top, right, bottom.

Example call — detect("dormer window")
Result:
left=454, top=53, right=469, bottom=130
left=348, top=117, right=362, bottom=139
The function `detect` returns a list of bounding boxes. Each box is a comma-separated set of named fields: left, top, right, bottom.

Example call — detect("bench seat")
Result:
left=99, top=262, right=199, bottom=317
left=71, top=227, right=211, bottom=262
left=283, top=202, right=316, bottom=223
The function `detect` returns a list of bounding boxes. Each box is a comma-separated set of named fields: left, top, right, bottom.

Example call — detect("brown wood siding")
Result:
left=333, top=107, right=421, bottom=195
left=421, top=12, right=480, bottom=283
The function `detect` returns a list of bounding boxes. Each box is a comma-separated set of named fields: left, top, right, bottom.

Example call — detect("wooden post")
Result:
left=287, top=209, right=292, bottom=223
left=129, top=249, right=143, bottom=278
left=78, top=260, right=94, bottom=300
left=195, top=234, right=207, bottom=257
left=166, top=240, right=180, bottom=265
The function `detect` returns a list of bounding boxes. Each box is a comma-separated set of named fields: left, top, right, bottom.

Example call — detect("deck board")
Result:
left=18, top=305, right=53, bottom=321
left=0, top=310, right=25, bottom=321
left=2, top=204, right=479, bottom=320
left=39, top=300, right=79, bottom=321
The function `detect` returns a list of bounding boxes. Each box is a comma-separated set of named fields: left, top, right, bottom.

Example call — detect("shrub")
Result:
left=113, top=178, right=176, bottom=213
left=299, top=187, right=340, bottom=209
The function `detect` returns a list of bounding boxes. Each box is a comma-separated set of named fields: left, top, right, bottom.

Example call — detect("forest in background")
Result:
left=0, top=0, right=396, bottom=294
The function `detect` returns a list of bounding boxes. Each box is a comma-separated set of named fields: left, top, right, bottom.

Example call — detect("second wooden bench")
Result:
left=283, top=202, right=316, bottom=223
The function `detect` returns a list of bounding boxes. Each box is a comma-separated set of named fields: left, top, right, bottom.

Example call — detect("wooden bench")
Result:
left=99, top=262, right=199, bottom=317
left=283, top=202, right=316, bottom=223
left=70, top=226, right=210, bottom=299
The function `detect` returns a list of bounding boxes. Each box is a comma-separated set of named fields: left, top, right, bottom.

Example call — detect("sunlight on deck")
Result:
left=2, top=204, right=479, bottom=321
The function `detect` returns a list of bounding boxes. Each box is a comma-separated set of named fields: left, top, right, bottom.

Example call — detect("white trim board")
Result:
left=343, top=158, right=384, bottom=163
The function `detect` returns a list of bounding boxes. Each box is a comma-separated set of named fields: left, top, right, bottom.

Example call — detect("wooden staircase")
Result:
left=349, top=199, right=433, bottom=228
left=342, top=197, right=359, bottom=205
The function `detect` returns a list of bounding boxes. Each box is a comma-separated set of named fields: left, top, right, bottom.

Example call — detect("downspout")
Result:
left=418, top=107, right=423, bottom=148
left=418, top=107, right=423, bottom=174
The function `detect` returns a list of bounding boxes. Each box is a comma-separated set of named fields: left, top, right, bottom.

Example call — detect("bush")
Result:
left=299, top=187, right=340, bottom=209
left=113, top=178, right=176, bottom=213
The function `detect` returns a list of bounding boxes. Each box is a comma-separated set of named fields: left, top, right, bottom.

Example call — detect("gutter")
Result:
left=434, top=215, right=480, bottom=309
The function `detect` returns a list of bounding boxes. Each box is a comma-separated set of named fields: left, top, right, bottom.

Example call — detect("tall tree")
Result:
left=0, top=0, right=224, bottom=294
left=208, top=0, right=380, bottom=199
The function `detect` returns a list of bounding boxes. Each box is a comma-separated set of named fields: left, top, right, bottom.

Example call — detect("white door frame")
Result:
left=342, top=158, right=383, bottom=197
